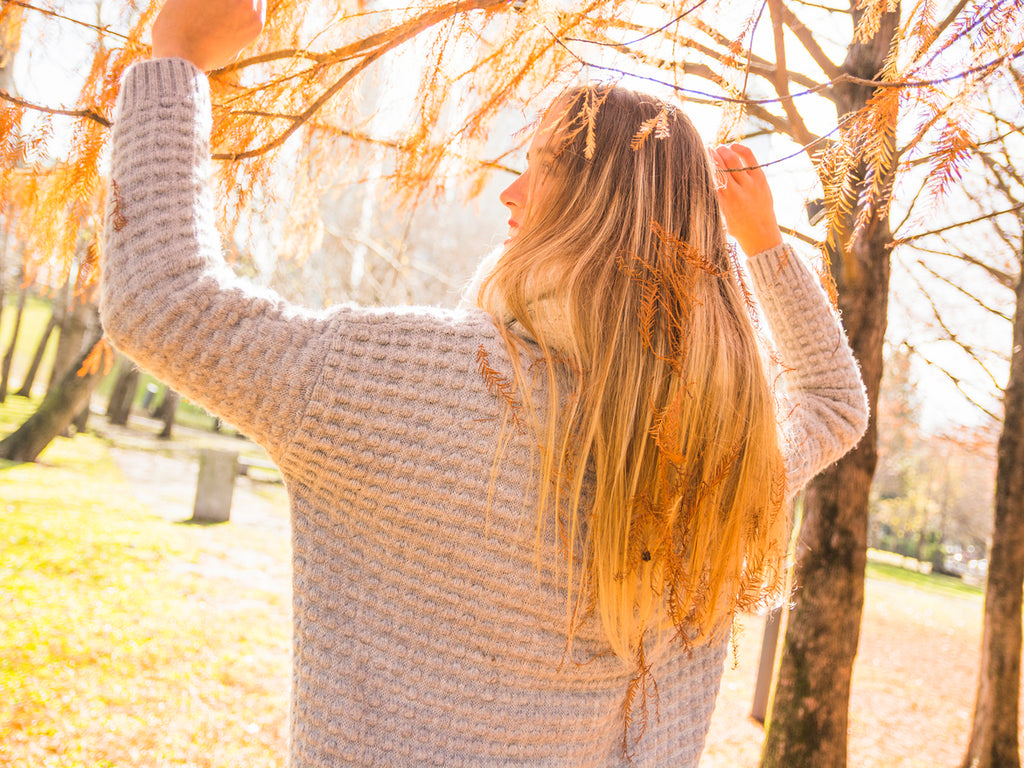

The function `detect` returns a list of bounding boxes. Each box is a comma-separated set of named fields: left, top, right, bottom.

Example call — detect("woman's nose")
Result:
left=500, top=172, right=527, bottom=210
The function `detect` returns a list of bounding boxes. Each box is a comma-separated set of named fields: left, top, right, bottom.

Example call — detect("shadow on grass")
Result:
left=178, top=518, right=232, bottom=527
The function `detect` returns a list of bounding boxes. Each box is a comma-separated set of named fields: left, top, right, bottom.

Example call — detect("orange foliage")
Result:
left=0, top=0, right=1021, bottom=293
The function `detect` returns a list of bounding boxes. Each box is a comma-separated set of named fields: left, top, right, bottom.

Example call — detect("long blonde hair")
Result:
left=478, top=84, right=787, bottom=661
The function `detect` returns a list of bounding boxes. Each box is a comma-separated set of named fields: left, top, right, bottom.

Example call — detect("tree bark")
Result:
left=0, top=4, right=21, bottom=96
left=0, top=304, right=103, bottom=462
left=13, top=308, right=58, bottom=398
left=155, top=388, right=180, bottom=439
left=105, top=358, right=139, bottom=426
left=46, top=295, right=91, bottom=395
left=72, top=400, right=91, bottom=433
left=14, top=280, right=70, bottom=398
left=961, top=263, right=1024, bottom=768
left=0, top=280, right=28, bottom=403
left=760, top=8, right=898, bottom=767
left=0, top=4, right=22, bottom=362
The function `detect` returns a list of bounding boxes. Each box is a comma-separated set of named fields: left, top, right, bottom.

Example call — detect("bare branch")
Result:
left=899, top=0, right=970, bottom=69
left=780, top=2, right=841, bottom=79
left=211, top=0, right=510, bottom=161
left=897, top=203, right=1024, bottom=243
left=563, top=0, right=714, bottom=48
left=823, top=50, right=1024, bottom=92
left=4, top=0, right=139, bottom=47
left=912, top=241, right=1017, bottom=288
left=227, top=113, right=519, bottom=175
left=216, top=4, right=476, bottom=74
left=984, top=214, right=1022, bottom=257
left=0, top=88, right=111, bottom=128
left=905, top=342, right=1001, bottom=421
left=905, top=269, right=1006, bottom=394
left=893, top=173, right=931, bottom=235
left=632, top=56, right=792, bottom=132
left=779, top=225, right=821, bottom=247
left=899, top=123, right=1024, bottom=169
left=915, top=258, right=1014, bottom=320
left=788, top=0, right=851, bottom=13
left=978, top=150, right=1024, bottom=206
left=1009, top=63, right=1024, bottom=102
left=766, top=0, right=816, bottom=146
left=347, top=231, right=458, bottom=288
left=212, top=48, right=321, bottom=72
left=688, top=16, right=744, bottom=53
left=552, top=35, right=1023, bottom=111
left=603, top=18, right=823, bottom=90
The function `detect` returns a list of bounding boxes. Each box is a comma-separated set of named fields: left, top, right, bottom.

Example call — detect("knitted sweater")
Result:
left=101, top=58, right=868, bottom=768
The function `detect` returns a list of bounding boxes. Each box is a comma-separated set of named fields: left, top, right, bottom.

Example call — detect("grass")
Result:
left=865, top=559, right=984, bottom=600
left=0, top=393, right=991, bottom=767
left=0, top=400, right=290, bottom=768
left=1, top=293, right=237, bottom=434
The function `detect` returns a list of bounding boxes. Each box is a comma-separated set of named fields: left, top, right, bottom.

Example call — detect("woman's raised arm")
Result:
left=711, top=143, right=869, bottom=494
left=101, top=50, right=334, bottom=462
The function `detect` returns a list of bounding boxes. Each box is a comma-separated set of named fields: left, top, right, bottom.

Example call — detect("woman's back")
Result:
left=277, top=303, right=729, bottom=765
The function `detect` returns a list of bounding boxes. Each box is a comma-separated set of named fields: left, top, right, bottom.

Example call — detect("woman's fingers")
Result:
left=152, top=0, right=265, bottom=72
left=712, top=144, right=765, bottom=188
left=710, top=144, right=783, bottom=257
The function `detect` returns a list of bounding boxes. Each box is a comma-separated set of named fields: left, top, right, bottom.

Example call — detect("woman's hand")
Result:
left=151, top=0, right=265, bottom=72
left=710, top=144, right=784, bottom=257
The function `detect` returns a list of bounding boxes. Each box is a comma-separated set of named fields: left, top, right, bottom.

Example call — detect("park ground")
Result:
left=2, top=394, right=1023, bottom=766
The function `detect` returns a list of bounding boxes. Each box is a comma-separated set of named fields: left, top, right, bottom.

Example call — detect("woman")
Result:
left=102, top=1, right=868, bottom=765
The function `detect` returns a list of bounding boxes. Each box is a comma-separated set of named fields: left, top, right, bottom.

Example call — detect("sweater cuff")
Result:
left=743, top=242, right=805, bottom=289
left=116, top=58, right=211, bottom=118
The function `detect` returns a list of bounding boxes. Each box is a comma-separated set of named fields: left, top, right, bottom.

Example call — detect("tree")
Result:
left=14, top=279, right=70, bottom=397
left=0, top=0, right=22, bottom=327
left=0, top=266, right=26, bottom=400
left=757, top=9, right=899, bottom=764
left=890, top=109, right=1024, bottom=768
left=153, top=387, right=179, bottom=439
left=46, top=290, right=93, bottom=392
left=871, top=346, right=995, bottom=566
left=105, top=356, right=138, bottom=426
left=975, top=233, right=1024, bottom=768
left=2, top=0, right=1022, bottom=758
left=0, top=302, right=104, bottom=460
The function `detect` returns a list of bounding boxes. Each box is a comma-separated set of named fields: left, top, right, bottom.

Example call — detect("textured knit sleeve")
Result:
left=101, top=58, right=332, bottom=460
left=744, top=243, right=869, bottom=496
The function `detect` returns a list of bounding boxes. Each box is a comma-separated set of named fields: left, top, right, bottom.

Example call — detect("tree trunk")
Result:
left=15, top=280, right=70, bottom=398
left=914, top=515, right=929, bottom=567
left=0, top=280, right=28, bottom=403
left=0, top=305, right=103, bottom=462
left=106, top=358, right=139, bottom=426
left=0, top=5, right=22, bottom=363
left=72, top=400, right=91, bottom=433
left=155, top=388, right=180, bottom=439
left=760, top=9, right=898, bottom=768
left=961, top=266, right=1024, bottom=768
left=0, top=3, right=21, bottom=96
left=47, top=295, right=92, bottom=395
left=13, top=309, right=58, bottom=398
left=0, top=241, right=6, bottom=367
